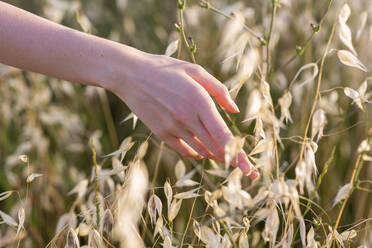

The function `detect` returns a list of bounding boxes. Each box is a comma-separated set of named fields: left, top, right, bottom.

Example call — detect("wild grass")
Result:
left=0, top=0, right=372, bottom=247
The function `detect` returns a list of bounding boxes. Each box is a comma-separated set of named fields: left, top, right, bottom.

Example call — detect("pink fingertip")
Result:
left=239, top=162, right=251, bottom=175
left=239, top=162, right=260, bottom=180
left=249, top=170, right=260, bottom=180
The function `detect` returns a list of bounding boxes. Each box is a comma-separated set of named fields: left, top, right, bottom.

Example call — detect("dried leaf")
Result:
left=18, top=155, right=28, bottom=163
left=17, top=207, right=25, bottom=235
left=239, top=232, right=249, bottom=248
left=278, top=91, right=293, bottom=123
left=120, top=112, right=138, bottom=130
left=337, top=50, right=368, bottom=72
left=174, top=188, right=199, bottom=199
left=165, top=40, right=179, bottom=57
left=136, top=141, right=149, bottom=159
left=344, top=81, right=369, bottom=110
left=88, top=229, right=103, bottom=248
left=332, top=183, right=352, bottom=207
left=356, top=11, right=367, bottom=41
left=307, top=226, right=317, bottom=248
left=100, top=209, right=114, bottom=235
left=103, top=137, right=135, bottom=159
left=168, top=199, right=182, bottom=222
left=0, top=191, right=13, bottom=201
left=344, top=87, right=360, bottom=99
left=357, top=140, right=370, bottom=153
left=175, top=169, right=198, bottom=187
left=66, top=228, right=80, bottom=248
left=299, top=216, right=306, bottom=247
left=175, top=160, right=186, bottom=180
left=147, top=194, right=162, bottom=225
left=263, top=207, right=279, bottom=243
left=291, top=63, right=319, bottom=90
left=0, top=210, right=18, bottom=227
left=338, top=4, right=351, bottom=24
left=163, top=235, right=174, bottom=248
left=338, top=22, right=356, bottom=55
left=261, top=81, right=273, bottom=107
left=68, top=179, right=88, bottom=199
left=164, top=181, right=173, bottom=209
left=340, top=229, right=357, bottom=241
left=249, top=138, right=273, bottom=155
left=154, top=216, right=163, bottom=238
left=26, top=173, right=43, bottom=183
left=311, top=109, right=327, bottom=142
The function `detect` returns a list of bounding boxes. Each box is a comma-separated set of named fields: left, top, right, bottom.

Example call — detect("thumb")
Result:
left=187, top=65, right=240, bottom=113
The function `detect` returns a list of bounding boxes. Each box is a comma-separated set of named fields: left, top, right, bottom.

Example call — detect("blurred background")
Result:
left=0, top=0, right=371, bottom=247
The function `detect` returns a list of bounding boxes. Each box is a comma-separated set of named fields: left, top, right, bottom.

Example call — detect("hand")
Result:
left=0, top=2, right=260, bottom=178
left=109, top=52, right=259, bottom=179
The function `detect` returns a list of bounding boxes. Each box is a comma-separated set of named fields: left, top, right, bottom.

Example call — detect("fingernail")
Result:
left=196, top=154, right=204, bottom=160
left=228, top=98, right=240, bottom=113
left=239, top=162, right=251, bottom=174
left=240, top=162, right=260, bottom=179
left=249, top=170, right=260, bottom=180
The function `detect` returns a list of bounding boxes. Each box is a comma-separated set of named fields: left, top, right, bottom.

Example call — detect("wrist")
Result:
left=95, top=41, right=151, bottom=95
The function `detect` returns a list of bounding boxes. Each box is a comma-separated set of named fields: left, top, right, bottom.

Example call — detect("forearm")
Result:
left=0, top=2, right=142, bottom=90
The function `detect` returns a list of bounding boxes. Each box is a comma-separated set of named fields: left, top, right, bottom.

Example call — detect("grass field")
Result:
left=0, top=0, right=371, bottom=247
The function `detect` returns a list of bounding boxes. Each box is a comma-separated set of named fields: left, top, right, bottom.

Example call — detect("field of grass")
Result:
left=0, top=0, right=371, bottom=247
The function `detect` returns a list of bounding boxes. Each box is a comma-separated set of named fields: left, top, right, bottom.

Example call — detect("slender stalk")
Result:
left=141, top=141, right=164, bottom=240
left=200, top=1, right=263, bottom=43
left=294, top=12, right=337, bottom=187
left=179, top=161, right=205, bottom=247
left=91, top=140, right=101, bottom=228
left=285, top=13, right=337, bottom=244
left=220, top=219, right=238, bottom=248
left=266, top=0, right=278, bottom=76
left=75, top=11, right=119, bottom=149
left=98, top=90, right=119, bottom=149
left=331, top=132, right=371, bottom=245
left=178, top=1, right=196, bottom=64
left=276, top=0, right=334, bottom=72
left=292, top=147, right=335, bottom=242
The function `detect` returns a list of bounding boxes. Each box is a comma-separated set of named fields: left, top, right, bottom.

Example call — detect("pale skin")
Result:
left=0, top=2, right=259, bottom=179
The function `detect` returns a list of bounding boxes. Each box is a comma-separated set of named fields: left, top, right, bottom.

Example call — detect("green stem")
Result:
left=178, top=3, right=196, bottom=64
left=220, top=219, right=238, bottom=248
left=203, top=3, right=263, bottom=43
left=266, top=0, right=278, bottom=76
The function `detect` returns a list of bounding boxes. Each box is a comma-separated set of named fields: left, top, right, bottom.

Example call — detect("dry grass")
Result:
left=0, top=0, right=372, bottom=247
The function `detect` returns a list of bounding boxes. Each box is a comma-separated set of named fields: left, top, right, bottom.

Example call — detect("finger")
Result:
left=164, top=135, right=203, bottom=159
left=199, top=107, right=260, bottom=179
left=187, top=67, right=239, bottom=113
left=235, top=150, right=260, bottom=180
left=187, top=116, right=225, bottom=160
left=175, top=129, right=213, bottom=158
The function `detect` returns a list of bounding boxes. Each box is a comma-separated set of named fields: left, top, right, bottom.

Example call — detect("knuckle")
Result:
left=187, top=64, right=204, bottom=75
left=174, top=109, right=189, bottom=124
left=166, top=120, right=179, bottom=133
left=156, top=129, right=168, bottom=140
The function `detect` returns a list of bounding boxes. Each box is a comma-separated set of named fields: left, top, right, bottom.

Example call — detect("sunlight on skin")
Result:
left=0, top=2, right=259, bottom=179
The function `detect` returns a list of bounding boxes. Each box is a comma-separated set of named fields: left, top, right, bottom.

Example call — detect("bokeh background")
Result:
left=0, top=0, right=371, bottom=247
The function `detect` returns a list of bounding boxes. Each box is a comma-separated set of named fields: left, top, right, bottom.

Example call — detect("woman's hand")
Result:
left=0, top=2, right=259, bottom=179
left=110, top=52, right=259, bottom=180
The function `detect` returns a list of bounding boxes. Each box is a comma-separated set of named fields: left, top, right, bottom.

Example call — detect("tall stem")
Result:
left=91, top=140, right=101, bottom=228
left=266, top=0, right=278, bottom=76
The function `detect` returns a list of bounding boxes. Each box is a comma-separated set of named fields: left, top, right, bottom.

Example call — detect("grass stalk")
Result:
left=91, top=139, right=101, bottom=228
